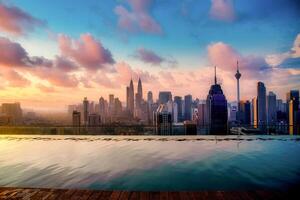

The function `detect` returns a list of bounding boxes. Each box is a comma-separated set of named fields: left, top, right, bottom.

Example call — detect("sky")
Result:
left=0, top=0, right=300, bottom=111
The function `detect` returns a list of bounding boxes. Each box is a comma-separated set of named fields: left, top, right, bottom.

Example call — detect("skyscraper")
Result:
left=126, top=79, right=134, bottom=117
left=83, top=97, right=89, bottom=126
left=1, top=102, right=23, bottom=124
left=240, top=100, right=251, bottom=125
left=184, top=95, right=192, bottom=121
left=287, top=90, right=299, bottom=134
left=206, top=66, right=228, bottom=134
left=174, top=96, right=183, bottom=122
left=147, top=91, right=153, bottom=104
left=99, top=97, right=106, bottom=122
left=158, top=91, right=172, bottom=104
left=235, top=61, right=241, bottom=111
left=257, top=82, right=267, bottom=129
left=251, top=97, right=258, bottom=128
left=154, top=104, right=172, bottom=135
left=267, top=91, right=277, bottom=125
left=138, top=78, right=143, bottom=100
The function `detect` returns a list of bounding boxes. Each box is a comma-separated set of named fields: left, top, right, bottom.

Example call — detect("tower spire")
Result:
left=214, top=66, right=217, bottom=84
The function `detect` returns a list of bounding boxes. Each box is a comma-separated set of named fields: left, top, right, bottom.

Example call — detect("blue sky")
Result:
left=0, top=0, right=299, bottom=110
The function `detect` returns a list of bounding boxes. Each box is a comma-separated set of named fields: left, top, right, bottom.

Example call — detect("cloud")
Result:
left=115, top=61, right=158, bottom=84
left=134, top=48, right=164, bottom=65
left=207, top=42, right=268, bottom=79
left=54, top=56, right=78, bottom=72
left=133, top=48, right=178, bottom=67
left=266, top=33, right=300, bottom=67
left=209, top=0, right=236, bottom=22
left=0, top=3, right=45, bottom=35
left=4, top=69, right=31, bottom=87
left=114, top=0, right=162, bottom=34
left=58, top=33, right=115, bottom=71
left=36, top=84, right=56, bottom=93
left=32, top=68, right=79, bottom=88
left=0, top=36, right=53, bottom=68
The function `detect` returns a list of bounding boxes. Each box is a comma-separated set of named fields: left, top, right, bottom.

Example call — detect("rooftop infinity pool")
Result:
left=0, top=135, right=300, bottom=191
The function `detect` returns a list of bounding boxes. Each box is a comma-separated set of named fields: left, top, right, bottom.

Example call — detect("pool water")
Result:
left=0, top=135, right=300, bottom=191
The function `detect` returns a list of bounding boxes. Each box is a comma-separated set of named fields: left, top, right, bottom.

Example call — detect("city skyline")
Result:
left=0, top=0, right=300, bottom=111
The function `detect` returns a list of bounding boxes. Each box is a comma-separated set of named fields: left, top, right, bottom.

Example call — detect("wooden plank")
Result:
left=109, top=191, right=122, bottom=200
left=149, top=191, right=160, bottom=200
left=159, top=192, right=168, bottom=200
left=99, top=191, right=113, bottom=200
left=139, top=191, right=150, bottom=200
left=56, top=189, right=77, bottom=200
left=88, top=191, right=104, bottom=200
left=129, top=192, right=140, bottom=200
left=43, top=188, right=65, bottom=200
left=168, top=192, right=180, bottom=200
left=119, top=191, right=131, bottom=200
left=0, top=187, right=295, bottom=200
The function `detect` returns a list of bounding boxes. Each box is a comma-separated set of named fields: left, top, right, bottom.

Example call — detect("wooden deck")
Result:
left=0, top=187, right=297, bottom=200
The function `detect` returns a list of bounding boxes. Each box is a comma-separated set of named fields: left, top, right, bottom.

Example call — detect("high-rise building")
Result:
left=154, top=104, right=172, bottom=135
left=267, top=91, right=277, bottom=125
left=257, top=82, right=267, bottom=129
left=174, top=96, right=183, bottom=122
left=206, top=66, right=228, bottom=134
left=158, top=91, right=172, bottom=104
left=83, top=97, right=89, bottom=125
left=114, top=98, right=122, bottom=117
left=72, top=111, right=81, bottom=127
left=137, top=78, right=143, bottom=101
left=251, top=97, right=258, bottom=128
left=239, top=100, right=251, bottom=125
left=184, top=95, right=192, bottom=120
left=287, top=90, right=299, bottom=134
left=126, top=79, right=134, bottom=117
left=109, top=94, right=114, bottom=116
left=235, top=61, right=242, bottom=111
left=166, top=100, right=178, bottom=123
left=147, top=91, right=153, bottom=104
left=197, top=101, right=207, bottom=127
left=1, top=102, right=23, bottom=124
left=99, top=97, right=106, bottom=119
left=88, top=113, right=101, bottom=127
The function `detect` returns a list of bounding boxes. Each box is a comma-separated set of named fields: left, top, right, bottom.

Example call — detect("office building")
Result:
left=158, top=91, right=172, bottom=104
left=267, top=91, right=277, bottom=125
left=83, top=97, right=89, bottom=125
left=257, top=82, right=267, bottom=129
left=88, top=113, right=101, bottom=127
left=184, top=95, right=192, bottom=121
left=206, top=67, right=228, bottom=134
left=154, top=104, right=172, bottom=135
left=72, top=111, right=81, bottom=127
left=1, top=102, right=23, bottom=124
left=174, top=96, right=183, bottom=122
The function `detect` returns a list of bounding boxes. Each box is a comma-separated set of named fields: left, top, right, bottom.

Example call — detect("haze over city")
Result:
left=0, top=0, right=299, bottom=111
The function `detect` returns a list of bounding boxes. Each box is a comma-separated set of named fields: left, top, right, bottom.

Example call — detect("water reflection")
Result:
left=0, top=135, right=300, bottom=191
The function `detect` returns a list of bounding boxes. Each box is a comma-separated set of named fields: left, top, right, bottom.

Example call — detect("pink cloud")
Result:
left=0, top=3, right=44, bottom=35
left=115, top=61, right=158, bottom=84
left=58, top=33, right=115, bottom=71
left=32, top=68, right=79, bottom=88
left=54, top=56, right=78, bottom=72
left=0, top=36, right=29, bottom=67
left=209, top=0, right=236, bottom=22
left=36, top=84, right=56, bottom=93
left=0, top=36, right=52, bottom=68
left=114, top=0, right=162, bottom=34
left=4, top=69, right=31, bottom=87
left=134, top=48, right=164, bottom=65
left=207, top=42, right=267, bottom=79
